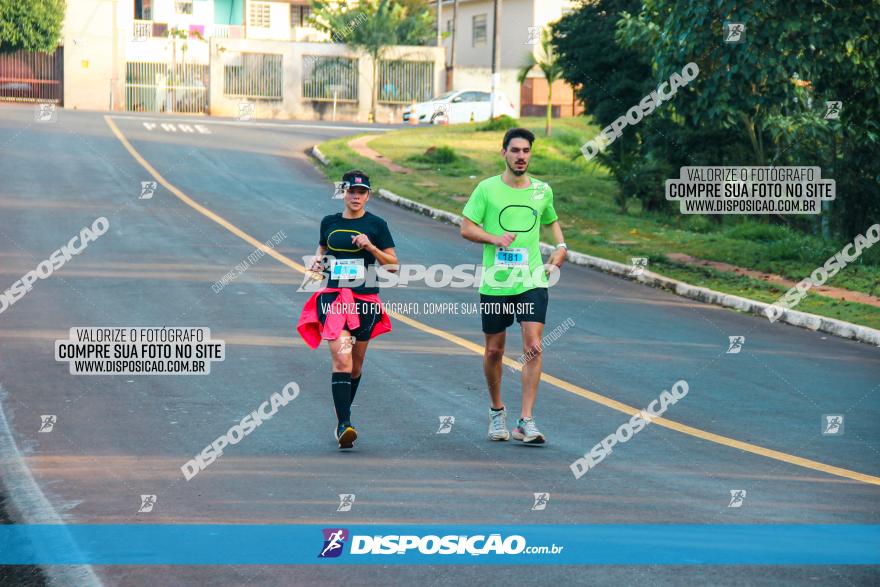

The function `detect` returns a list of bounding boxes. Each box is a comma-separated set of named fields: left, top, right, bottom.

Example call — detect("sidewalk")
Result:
left=347, top=135, right=413, bottom=174
left=665, top=253, right=880, bottom=308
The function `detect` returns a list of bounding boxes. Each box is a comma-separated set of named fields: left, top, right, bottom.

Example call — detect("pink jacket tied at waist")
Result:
left=296, top=288, right=392, bottom=349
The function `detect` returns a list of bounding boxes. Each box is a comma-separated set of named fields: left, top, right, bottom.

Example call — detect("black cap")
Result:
left=342, top=170, right=371, bottom=191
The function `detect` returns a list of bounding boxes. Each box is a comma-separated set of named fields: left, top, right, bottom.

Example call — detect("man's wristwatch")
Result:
left=555, top=243, right=568, bottom=250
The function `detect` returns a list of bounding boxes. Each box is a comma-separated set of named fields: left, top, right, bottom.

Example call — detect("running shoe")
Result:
left=336, top=422, right=357, bottom=449
left=512, top=417, right=545, bottom=444
left=488, top=407, right=510, bottom=441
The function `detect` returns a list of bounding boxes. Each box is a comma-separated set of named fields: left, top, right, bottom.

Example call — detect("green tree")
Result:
left=617, top=0, right=880, bottom=238
left=310, top=0, right=434, bottom=122
left=552, top=0, right=653, bottom=211
left=0, top=0, right=65, bottom=53
left=553, top=0, right=649, bottom=134
left=517, top=27, right=563, bottom=136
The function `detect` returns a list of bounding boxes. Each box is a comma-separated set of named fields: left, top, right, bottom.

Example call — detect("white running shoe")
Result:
left=512, top=417, right=545, bottom=444
left=488, top=407, right=510, bottom=441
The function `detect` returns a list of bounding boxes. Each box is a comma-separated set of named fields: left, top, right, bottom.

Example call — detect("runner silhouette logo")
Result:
left=319, top=528, right=349, bottom=558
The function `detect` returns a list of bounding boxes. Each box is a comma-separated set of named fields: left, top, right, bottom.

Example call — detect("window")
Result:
left=378, top=60, right=434, bottom=104
left=250, top=2, right=271, bottom=28
left=175, top=0, right=192, bottom=15
left=472, top=14, right=487, bottom=46
left=134, top=0, right=153, bottom=20
left=302, top=56, right=359, bottom=101
left=224, top=53, right=283, bottom=99
left=126, top=62, right=209, bottom=113
left=291, top=5, right=312, bottom=27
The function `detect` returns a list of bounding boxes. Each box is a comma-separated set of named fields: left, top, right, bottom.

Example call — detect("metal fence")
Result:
left=0, top=48, right=63, bottom=104
left=378, top=60, right=433, bottom=104
left=125, top=62, right=209, bottom=113
left=132, top=19, right=152, bottom=40
left=223, top=53, right=283, bottom=100
left=302, top=56, right=358, bottom=102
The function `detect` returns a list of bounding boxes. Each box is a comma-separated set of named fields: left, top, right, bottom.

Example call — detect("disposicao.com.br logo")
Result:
left=318, top=529, right=563, bottom=558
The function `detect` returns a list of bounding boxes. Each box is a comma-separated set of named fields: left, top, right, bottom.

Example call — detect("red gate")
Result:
left=0, top=47, right=64, bottom=105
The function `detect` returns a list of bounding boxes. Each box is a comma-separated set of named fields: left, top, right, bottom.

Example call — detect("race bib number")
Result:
left=495, top=247, right=528, bottom=267
left=331, top=258, right=365, bottom=280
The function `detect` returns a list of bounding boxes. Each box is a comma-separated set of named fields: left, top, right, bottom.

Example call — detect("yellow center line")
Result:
left=103, top=115, right=880, bottom=487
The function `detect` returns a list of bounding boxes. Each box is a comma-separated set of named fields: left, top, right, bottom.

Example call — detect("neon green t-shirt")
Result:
left=462, top=174, right=559, bottom=296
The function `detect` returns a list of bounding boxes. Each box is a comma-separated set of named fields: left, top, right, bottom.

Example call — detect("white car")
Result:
left=403, top=90, right=517, bottom=125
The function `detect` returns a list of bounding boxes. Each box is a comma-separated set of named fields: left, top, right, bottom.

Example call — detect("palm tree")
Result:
left=517, top=27, right=563, bottom=136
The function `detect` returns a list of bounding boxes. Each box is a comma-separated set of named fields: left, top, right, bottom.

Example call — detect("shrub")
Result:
left=477, top=115, right=518, bottom=131
left=683, top=215, right=715, bottom=234
left=409, top=145, right=458, bottom=164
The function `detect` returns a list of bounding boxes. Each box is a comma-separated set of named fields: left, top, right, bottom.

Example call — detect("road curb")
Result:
left=0, top=386, right=103, bottom=587
left=310, top=145, right=330, bottom=166
left=311, top=147, right=880, bottom=347
left=377, top=187, right=464, bottom=226
left=542, top=245, right=880, bottom=347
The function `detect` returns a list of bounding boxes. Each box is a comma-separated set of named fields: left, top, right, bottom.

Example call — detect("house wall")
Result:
left=440, top=0, right=575, bottom=70
left=63, top=0, right=126, bottom=110
left=451, top=66, right=521, bottom=116
left=439, top=0, right=581, bottom=118
left=245, top=1, right=293, bottom=40
left=214, top=0, right=245, bottom=25
left=149, top=0, right=215, bottom=26
left=520, top=76, right=583, bottom=118
left=127, top=36, right=211, bottom=64
left=209, top=37, right=445, bottom=122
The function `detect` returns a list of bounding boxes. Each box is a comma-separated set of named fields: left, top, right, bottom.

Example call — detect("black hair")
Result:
left=502, top=127, right=536, bottom=149
left=342, top=169, right=369, bottom=183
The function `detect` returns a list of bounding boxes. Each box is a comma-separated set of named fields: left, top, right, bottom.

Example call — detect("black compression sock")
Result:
left=350, top=375, right=362, bottom=405
left=331, top=372, right=352, bottom=424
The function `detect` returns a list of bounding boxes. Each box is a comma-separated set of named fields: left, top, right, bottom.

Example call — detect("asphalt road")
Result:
left=0, top=104, right=878, bottom=586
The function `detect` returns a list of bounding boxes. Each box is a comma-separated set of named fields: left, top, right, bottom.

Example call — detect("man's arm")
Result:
left=546, top=220, right=567, bottom=268
left=460, top=217, right=515, bottom=247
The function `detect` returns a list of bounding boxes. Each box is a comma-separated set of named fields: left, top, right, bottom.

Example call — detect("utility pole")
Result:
left=111, top=0, right=119, bottom=110
left=437, top=0, right=442, bottom=47
left=449, top=0, right=458, bottom=88
left=490, top=0, right=501, bottom=118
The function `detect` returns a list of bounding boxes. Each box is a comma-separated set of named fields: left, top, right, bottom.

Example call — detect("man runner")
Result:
left=297, top=170, right=398, bottom=449
left=460, top=128, right=567, bottom=444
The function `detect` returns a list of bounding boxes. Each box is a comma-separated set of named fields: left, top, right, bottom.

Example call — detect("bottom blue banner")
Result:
left=0, top=525, right=877, bottom=565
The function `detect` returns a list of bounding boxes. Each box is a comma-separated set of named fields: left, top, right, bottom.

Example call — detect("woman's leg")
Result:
left=327, top=331, right=354, bottom=426
left=350, top=341, right=369, bottom=405
left=349, top=300, right=382, bottom=404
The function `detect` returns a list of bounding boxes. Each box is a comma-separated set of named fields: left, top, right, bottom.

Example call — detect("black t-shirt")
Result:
left=319, top=211, right=395, bottom=294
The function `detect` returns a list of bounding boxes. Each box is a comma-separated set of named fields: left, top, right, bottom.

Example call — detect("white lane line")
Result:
left=109, top=114, right=391, bottom=133
left=0, top=385, right=103, bottom=587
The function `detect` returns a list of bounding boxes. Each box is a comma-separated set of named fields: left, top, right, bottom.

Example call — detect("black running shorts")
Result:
left=479, top=287, right=549, bottom=334
left=316, top=292, right=382, bottom=342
